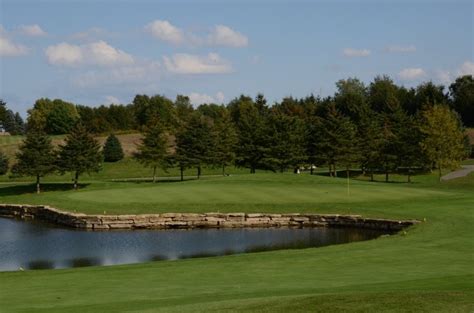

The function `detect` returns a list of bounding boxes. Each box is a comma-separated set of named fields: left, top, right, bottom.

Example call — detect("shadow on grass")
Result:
left=110, top=177, right=199, bottom=184
left=0, top=183, right=90, bottom=196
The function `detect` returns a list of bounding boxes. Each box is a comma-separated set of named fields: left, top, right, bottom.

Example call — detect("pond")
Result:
left=0, top=217, right=393, bottom=271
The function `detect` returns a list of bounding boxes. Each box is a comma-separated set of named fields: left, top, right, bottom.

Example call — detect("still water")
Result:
left=0, top=217, right=392, bottom=271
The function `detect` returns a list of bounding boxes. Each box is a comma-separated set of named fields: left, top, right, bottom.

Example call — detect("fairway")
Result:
left=0, top=173, right=453, bottom=215
left=0, top=171, right=473, bottom=312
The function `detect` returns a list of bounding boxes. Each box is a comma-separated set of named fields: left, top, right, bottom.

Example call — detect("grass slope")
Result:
left=0, top=172, right=473, bottom=312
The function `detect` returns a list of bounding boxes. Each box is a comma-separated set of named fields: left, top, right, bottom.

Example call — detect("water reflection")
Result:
left=0, top=217, right=394, bottom=271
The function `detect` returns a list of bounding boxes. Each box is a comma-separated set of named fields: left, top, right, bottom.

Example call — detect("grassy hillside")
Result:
left=0, top=133, right=141, bottom=159
left=0, top=171, right=473, bottom=312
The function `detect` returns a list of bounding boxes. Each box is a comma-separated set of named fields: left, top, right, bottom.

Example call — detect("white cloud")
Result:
left=73, top=61, right=160, bottom=88
left=0, top=35, right=28, bottom=56
left=163, top=53, right=232, bottom=74
left=18, top=24, right=47, bottom=36
left=45, top=41, right=134, bottom=66
left=188, top=91, right=225, bottom=105
left=145, top=20, right=184, bottom=44
left=215, top=91, right=225, bottom=103
left=435, top=70, right=452, bottom=85
left=71, top=27, right=109, bottom=41
left=208, top=25, right=248, bottom=47
left=144, top=20, right=248, bottom=47
left=105, top=95, right=120, bottom=104
left=45, top=42, right=83, bottom=65
left=398, top=68, right=426, bottom=81
left=457, top=61, right=474, bottom=76
left=385, top=45, right=416, bottom=53
left=343, top=48, right=371, bottom=57
left=432, top=61, right=474, bottom=85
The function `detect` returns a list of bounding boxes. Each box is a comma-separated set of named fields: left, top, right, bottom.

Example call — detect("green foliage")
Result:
left=103, top=134, right=124, bottom=162
left=265, top=109, right=306, bottom=172
left=12, top=131, right=57, bottom=193
left=311, top=104, right=360, bottom=176
left=0, top=100, right=24, bottom=135
left=449, top=75, right=474, bottom=127
left=0, top=151, right=8, bottom=175
left=134, top=120, right=171, bottom=182
left=335, top=77, right=369, bottom=122
left=57, top=123, right=102, bottom=188
left=419, top=104, right=466, bottom=180
left=174, top=113, right=214, bottom=179
left=209, top=108, right=238, bottom=175
left=132, top=95, right=177, bottom=130
left=28, top=98, right=79, bottom=134
left=230, top=95, right=271, bottom=173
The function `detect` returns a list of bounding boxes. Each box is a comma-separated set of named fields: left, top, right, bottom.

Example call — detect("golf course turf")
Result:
left=0, top=165, right=473, bottom=312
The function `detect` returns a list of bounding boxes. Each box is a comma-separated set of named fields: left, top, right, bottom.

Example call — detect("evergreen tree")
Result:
left=0, top=151, right=8, bottom=175
left=212, top=110, right=238, bottom=176
left=230, top=95, right=270, bottom=173
left=174, top=113, right=213, bottom=180
left=312, top=104, right=360, bottom=177
left=265, top=110, right=306, bottom=172
left=12, top=132, right=56, bottom=193
left=419, top=105, right=465, bottom=181
left=103, top=134, right=124, bottom=162
left=359, top=113, right=384, bottom=181
left=57, top=123, right=102, bottom=189
left=134, top=120, right=171, bottom=183
left=449, top=75, right=474, bottom=127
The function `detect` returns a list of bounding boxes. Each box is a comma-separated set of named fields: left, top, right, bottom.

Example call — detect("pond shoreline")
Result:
left=0, top=204, right=419, bottom=231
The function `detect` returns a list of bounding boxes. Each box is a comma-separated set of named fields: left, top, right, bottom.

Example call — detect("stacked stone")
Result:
left=0, top=204, right=418, bottom=231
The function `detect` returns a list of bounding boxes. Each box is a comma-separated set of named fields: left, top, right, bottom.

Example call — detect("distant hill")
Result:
left=0, top=133, right=143, bottom=159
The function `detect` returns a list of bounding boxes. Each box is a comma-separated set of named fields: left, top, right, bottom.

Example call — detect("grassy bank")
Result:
left=0, top=170, right=473, bottom=312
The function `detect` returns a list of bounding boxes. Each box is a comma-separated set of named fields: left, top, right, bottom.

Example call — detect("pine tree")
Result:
left=0, top=151, right=8, bottom=175
left=212, top=110, right=238, bottom=176
left=57, top=123, right=102, bottom=189
left=12, top=132, right=56, bottom=193
left=231, top=95, right=270, bottom=173
left=419, top=104, right=465, bottom=181
left=174, top=113, right=213, bottom=180
left=134, top=120, right=171, bottom=183
left=103, top=134, right=124, bottom=162
left=312, top=104, right=360, bottom=177
left=265, top=110, right=306, bottom=172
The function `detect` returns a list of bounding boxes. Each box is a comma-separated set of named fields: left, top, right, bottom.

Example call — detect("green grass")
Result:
left=0, top=170, right=473, bottom=312
left=462, top=159, right=474, bottom=165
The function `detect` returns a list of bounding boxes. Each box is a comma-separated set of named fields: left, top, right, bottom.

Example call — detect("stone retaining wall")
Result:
left=0, top=204, right=419, bottom=231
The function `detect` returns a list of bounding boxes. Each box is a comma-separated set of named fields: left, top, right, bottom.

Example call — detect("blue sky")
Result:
left=0, top=0, right=473, bottom=115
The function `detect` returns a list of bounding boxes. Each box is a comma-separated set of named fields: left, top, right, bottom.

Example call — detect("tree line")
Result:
left=0, top=74, right=472, bottom=191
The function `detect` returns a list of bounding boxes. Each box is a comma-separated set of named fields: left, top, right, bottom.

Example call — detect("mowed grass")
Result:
left=0, top=172, right=453, bottom=215
left=0, top=169, right=473, bottom=312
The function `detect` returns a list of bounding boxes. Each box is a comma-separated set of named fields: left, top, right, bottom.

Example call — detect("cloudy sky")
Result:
left=0, top=0, right=473, bottom=115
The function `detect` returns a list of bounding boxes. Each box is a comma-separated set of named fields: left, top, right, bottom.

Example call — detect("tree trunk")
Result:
left=438, top=165, right=442, bottom=182
left=36, top=175, right=40, bottom=194
left=407, top=169, right=412, bottom=183
left=334, top=164, right=337, bottom=177
left=250, top=166, right=255, bottom=174
left=385, top=171, right=389, bottom=182
left=152, top=166, right=157, bottom=183
left=222, top=164, right=226, bottom=176
left=197, top=166, right=201, bottom=179
left=310, top=167, right=314, bottom=175
left=180, top=166, right=184, bottom=181
left=370, top=170, right=374, bottom=182
left=74, top=171, right=79, bottom=190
